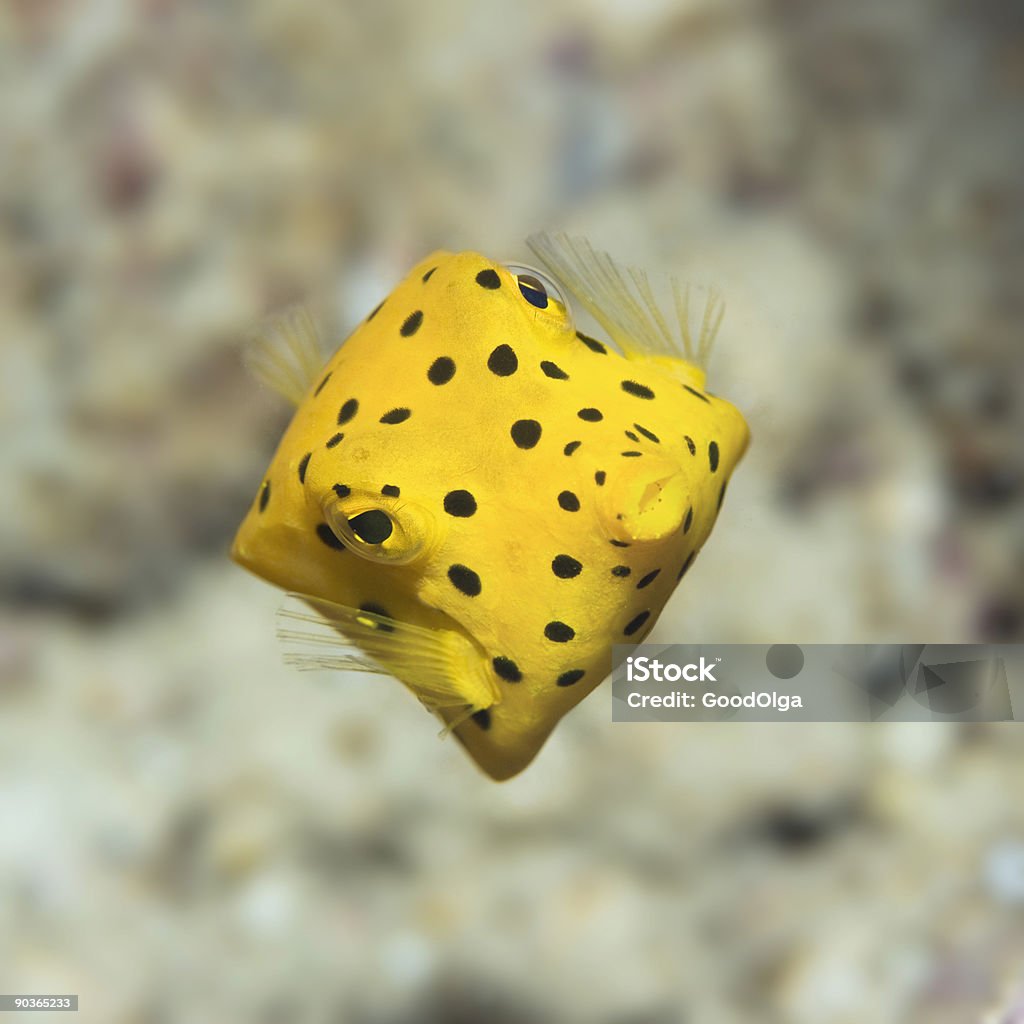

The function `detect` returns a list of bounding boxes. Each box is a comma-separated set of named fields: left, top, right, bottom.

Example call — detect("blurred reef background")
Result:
left=1, top=0, right=1022, bottom=1021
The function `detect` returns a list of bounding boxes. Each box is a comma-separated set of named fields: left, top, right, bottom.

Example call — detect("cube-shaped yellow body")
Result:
left=233, top=249, right=749, bottom=779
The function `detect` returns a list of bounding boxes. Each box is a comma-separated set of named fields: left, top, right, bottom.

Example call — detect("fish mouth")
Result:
left=598, top=452, right=693, bottom=543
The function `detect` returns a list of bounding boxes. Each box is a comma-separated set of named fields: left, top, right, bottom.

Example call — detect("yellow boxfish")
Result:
left=232, top=235, right=749, bottom=780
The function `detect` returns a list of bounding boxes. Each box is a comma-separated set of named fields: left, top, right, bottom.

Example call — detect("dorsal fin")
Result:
left=244, top=306, right=326, bottom=405
left=526, top=232, right=724, bottom=370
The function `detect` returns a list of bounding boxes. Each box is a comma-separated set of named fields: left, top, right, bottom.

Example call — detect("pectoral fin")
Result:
left=276, top=594, right=500, bottom=724
left=526, top=232, right=724, bottom=372
left=244, top=306, right=327, bottom=405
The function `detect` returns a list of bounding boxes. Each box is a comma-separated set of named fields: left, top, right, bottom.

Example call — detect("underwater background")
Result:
left=1, top=0, right=1022, bottom=1021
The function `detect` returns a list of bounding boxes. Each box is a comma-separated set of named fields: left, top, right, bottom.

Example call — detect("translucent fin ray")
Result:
left=526, top=232, right=724, bottom=370
left=244, top=306, right=326, bottom=406
left=276, top=594, right=499, bottom=723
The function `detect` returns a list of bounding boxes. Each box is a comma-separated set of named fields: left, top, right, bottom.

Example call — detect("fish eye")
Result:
left=516, top=274, right=549, bottom=309
left=347, top=509, right=393, bottom=544
left=503, top=264, right=570, bottom=318
left=322, top=493, right=443, bottom=566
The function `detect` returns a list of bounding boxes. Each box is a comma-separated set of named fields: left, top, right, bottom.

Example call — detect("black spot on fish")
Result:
left=488, top=344, right=518, bottom=376
left=367, top=300, right=384, bottom=321
left=577, top=331, right=607, bottom=354
left=259, top=481, right=270, bottom=512
left=718, top=482, right=727, bottom=510
left=326, top=432, right=344, bottom=448
left=444, top=490, right=477, bottom=517
left=637, top=569, right=661, bottom=589
left=448, top=564, right=482, bottom=597
left=314, top=372, right=332, bottom=397
left=380, top=408, right=411, bottom=424
left=422, top=267, right=437, bottom=282
left=338, top=398, right=359, bottom=425
left=622, top=451, right=643, bottom=457
left=552, top=554, right=582, bottom=579
left=634, top=423, right=660, bottom=443
left=316, top=523, right=345, bottom=550
left=558, top=490, right=580, bottom=511
left=297, top=452, right=311, bottom=484
left=427, top=356, right=455, bottom=385
left=349, top=510, right=393, bottom=544
left=472, top=708, right=491, bottom=730
left=578, top=408, right=603, bottom=422
left=511, top=419, right=542, bottom=449
left=610, top=539, right=630, bottom=548
left=625, top=430, right=639, bottom=442
left=359, top=602, right=395, bottom=632
left=557, top=669, right=585, bottom=687
left=623, top=610, right=650, bottom=636
left=540, top=361, right=569, bottom=380
left=709, top=441, right=720, bottom=472
left=563, top=441, right=581, bottom=456
left=611, top=565, right=631, bottom=577
left=401, top=310, right=423, bottom=337
left=492, top=656, right=522, bottom=683
left=544, top=621, right=575, bottom=643
left=333, top=484, right=350, bottom=498
left=622, top=380, right=655, bottom=400
left=684, top=385, right=710, bottom=404
left=595, top=470, right=606, bottom=486
left=684, top=506, right=693, bottom=533
left=684, top=435, right=696, bottom=456
left=677, top=552, right=695, bottom=580
left=476, top=268, right=501, bottom=289
left=381, top=484, right=400, bottom=497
